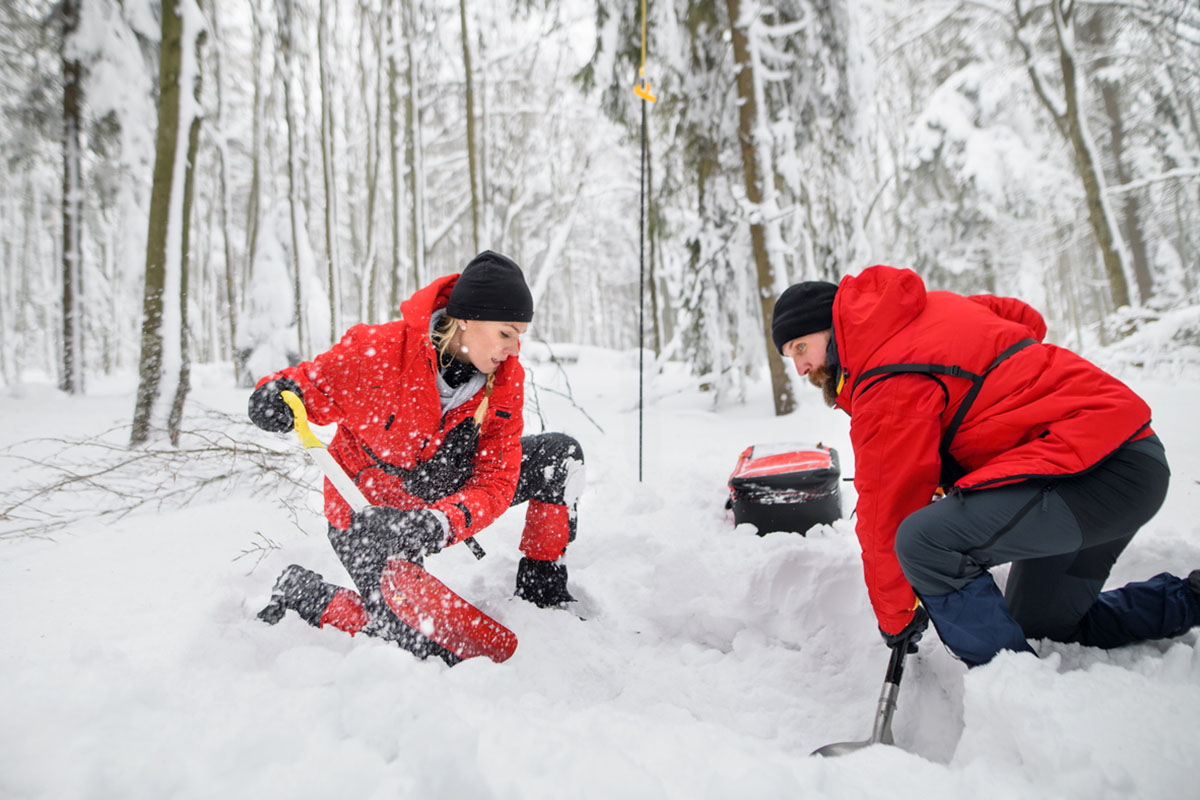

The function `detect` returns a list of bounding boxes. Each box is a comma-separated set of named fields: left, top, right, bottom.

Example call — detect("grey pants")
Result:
left=895, top=435, right=1170, bottom=642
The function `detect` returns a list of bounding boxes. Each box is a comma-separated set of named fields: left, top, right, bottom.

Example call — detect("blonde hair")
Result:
left=431, top=312, right=496, bottom=427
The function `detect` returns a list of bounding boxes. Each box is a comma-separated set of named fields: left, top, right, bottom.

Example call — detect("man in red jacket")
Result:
left=771, top=265, right=1200, bottom=666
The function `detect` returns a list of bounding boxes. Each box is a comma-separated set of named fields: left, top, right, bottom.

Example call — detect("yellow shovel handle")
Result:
left=280, top=390, right=323, bottom=450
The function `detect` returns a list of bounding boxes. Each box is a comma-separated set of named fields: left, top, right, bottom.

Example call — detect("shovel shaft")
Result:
left=811, top=628, right=916, bottom=757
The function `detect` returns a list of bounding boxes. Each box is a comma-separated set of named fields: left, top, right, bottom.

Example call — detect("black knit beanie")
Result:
left=446, top=251, right=534, bottom=322
left=771, top=281, right=838, bottom=353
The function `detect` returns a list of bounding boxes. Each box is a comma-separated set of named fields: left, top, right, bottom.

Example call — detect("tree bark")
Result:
left=318, top=0, right=341, bottom=344
left=403, top=0, right=426, bottom=296
left=388, top=0, right=402, bottom=318
left=459, top=0, right=480, bottom=252
left=1051, top=0, right=1131, bottom=309
left=131, top=0, right=203, bottom=446
left=279, top=0, right=306, bottom=358
left=726, top=0, right=795, bottom=416
left=61, top=0, right=84, bottom=395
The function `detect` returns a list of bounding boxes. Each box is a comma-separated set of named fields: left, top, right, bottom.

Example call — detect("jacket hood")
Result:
left=400, top=273, right=459, bottom=331
left=834, top=265, right=927, bottom=373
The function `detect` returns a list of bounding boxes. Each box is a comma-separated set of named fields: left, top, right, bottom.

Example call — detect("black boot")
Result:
left=515, top=557, right=576, bottom=608
left=361, top=611, right=462, bottom=667
left=257, top=564, right=338, bottom=626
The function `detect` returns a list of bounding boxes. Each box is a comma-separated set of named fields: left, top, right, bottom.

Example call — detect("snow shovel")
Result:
left=811, top=631, right=915, bottom=757
left=279, top=390, right=518, bottom=663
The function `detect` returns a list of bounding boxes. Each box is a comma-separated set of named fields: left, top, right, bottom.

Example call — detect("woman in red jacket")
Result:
left=771, top=265, right=1199, bottom=666
left=248, top=251, right=584, bottom=665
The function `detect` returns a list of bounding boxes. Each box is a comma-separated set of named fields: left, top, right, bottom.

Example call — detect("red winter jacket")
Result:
left=831, top=266, right=1152, bottom=634
left=257, top=274, right=525, bottom=540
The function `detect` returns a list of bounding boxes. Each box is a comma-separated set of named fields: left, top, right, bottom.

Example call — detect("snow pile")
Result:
left=1, top=348, right=1197, bottom=799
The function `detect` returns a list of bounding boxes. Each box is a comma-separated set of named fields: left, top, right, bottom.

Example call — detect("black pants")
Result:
left=895, top=435, right=1198, bottom=664
left=323, top=431, right=583, bottom=649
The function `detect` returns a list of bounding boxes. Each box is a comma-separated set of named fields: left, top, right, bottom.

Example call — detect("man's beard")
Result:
left=808, top=364, right=840, bottom=408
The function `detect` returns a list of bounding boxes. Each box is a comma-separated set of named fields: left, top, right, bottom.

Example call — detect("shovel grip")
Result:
left=281, top=390, right=322, bottom=450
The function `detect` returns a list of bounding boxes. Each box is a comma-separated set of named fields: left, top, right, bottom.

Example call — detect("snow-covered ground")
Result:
left=1, top=345, right=1197, bottom=799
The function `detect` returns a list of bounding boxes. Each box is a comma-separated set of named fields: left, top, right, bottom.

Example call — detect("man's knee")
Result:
left=895, top=507, right=973, bottom=596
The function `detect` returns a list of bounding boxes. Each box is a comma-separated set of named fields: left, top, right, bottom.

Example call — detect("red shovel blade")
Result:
left=380, top=558, right=518, bottom=663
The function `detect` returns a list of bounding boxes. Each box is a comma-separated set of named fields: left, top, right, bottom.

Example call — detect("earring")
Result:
left=459, top=323, right=467, bottom=331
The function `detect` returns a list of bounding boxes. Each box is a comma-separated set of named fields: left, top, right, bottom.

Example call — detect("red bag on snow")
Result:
left=727, top=443, right=842, bottom=535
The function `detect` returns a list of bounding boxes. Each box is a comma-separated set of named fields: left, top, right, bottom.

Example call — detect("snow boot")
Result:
left=257, top=564, right=338, bottom=626
left=514, top=556, right=575, bottom=608
left=361, top=612, right=462, bottom=667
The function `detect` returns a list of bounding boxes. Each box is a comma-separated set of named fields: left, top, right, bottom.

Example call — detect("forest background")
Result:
left=2, top=0, right=1199, bottom=438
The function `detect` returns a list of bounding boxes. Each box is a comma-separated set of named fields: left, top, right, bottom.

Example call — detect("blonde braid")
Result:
left=473, top=373, right=496, bottom=427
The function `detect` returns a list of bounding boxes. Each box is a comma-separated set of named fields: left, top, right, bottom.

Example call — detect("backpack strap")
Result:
left=850, top=338, right=1037, bottom=486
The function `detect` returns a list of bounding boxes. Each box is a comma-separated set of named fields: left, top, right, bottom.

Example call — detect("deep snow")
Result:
left=1, top=344, right=1198, bottom=799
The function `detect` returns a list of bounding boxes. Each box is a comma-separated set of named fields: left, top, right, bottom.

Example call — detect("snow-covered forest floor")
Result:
left=1, top=342, right=1198, bottom=799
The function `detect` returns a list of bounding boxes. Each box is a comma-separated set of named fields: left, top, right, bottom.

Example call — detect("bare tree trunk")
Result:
left=358, top=0, right=383, bottom=322
left=403, top=0, right=426, bottom=293
left=204, top=0, right=239, bottom=382
left=60, top=0, right=84, bottom=395
left=1051, top=0, right=1130, bottom=309
left=244, top=2, right=264, bottom=289
left=726, top=0, right=795, bottom=416
left=168, top=47, right=205, bottom=445
left=1085, top=8, right=1152, bottom=305
left=459, top=0, right=480, bottom=251
left=388, top=0, right=403, bottom=317
left=318, top=0, right=341, bottom=344
left=131, top=0, right=204, bottom=446
left=279, top=0, right=306, bottom=358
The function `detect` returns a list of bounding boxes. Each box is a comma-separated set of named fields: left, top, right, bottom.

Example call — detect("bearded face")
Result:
left=808, top=364, right=840, bottom=408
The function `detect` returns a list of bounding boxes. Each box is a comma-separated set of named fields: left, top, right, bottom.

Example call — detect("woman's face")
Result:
left=455, top=319, right=528, bottom=374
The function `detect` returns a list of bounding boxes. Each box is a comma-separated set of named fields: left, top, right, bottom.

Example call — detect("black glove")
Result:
left=514, top=557, right=576, bottom=608
left=403, top=417, right=479, bottom=502
left=248, top=378, right=301, bottom=433
left=880, top=604, right=929, bottom=653
left=353, top=506, right=451, bottom=563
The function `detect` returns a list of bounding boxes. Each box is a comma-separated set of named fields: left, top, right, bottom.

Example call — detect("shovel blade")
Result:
left=811, top=740, right=873, bottom=757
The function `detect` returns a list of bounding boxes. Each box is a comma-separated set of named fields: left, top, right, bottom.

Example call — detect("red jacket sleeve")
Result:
left=850, top=374, right=945, bottom=634
left=968, top=295, right=1047, bottom=341
left=431, top=376, right=525, bottom=543
left=255, top=324, right=374, bottom=427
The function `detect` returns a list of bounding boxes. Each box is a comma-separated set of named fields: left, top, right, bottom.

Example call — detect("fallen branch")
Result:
left=0, top=407, right=316, bottom=541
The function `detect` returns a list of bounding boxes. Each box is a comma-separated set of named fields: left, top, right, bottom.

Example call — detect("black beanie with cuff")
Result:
left=771, top=281, right=838, bottom=354
left=447, top=251, right=534, bottom=322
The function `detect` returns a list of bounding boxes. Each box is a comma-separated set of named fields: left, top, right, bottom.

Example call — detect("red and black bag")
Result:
left=727, top=443, right=842, bottom=535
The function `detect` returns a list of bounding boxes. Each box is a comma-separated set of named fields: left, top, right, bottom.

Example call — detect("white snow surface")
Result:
left=2, top=346, right=1198, bottom=799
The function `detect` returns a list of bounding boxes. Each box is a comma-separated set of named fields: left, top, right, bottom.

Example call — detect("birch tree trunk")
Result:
left=726, top=0, right=795, bottom=416
left=131, top=0, right=205, bottom=446
left=60, top=0, right=84, bottom=395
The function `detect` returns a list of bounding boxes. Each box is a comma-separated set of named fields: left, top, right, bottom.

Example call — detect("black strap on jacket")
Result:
left=851, top=338, right=1037, bottom=487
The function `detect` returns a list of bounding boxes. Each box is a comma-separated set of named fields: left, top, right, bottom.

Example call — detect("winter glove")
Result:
left=514, top=556, right=576, bottom=608
left=880, top=604, right=929, bottom=653
left=248, top=377, right=302, bottom=433
left=353, top=506, right=452, bottom=564
left=403, top=417, right=479, bottom=502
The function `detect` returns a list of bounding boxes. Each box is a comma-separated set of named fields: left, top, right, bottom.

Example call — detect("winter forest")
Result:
left=4, top=1, right=1200, bottom=796
left=3, top=0, right=1198, bottom=423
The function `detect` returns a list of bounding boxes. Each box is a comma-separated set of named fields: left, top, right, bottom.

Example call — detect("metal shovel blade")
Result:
left=812, top=637, right=911, bottom=757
